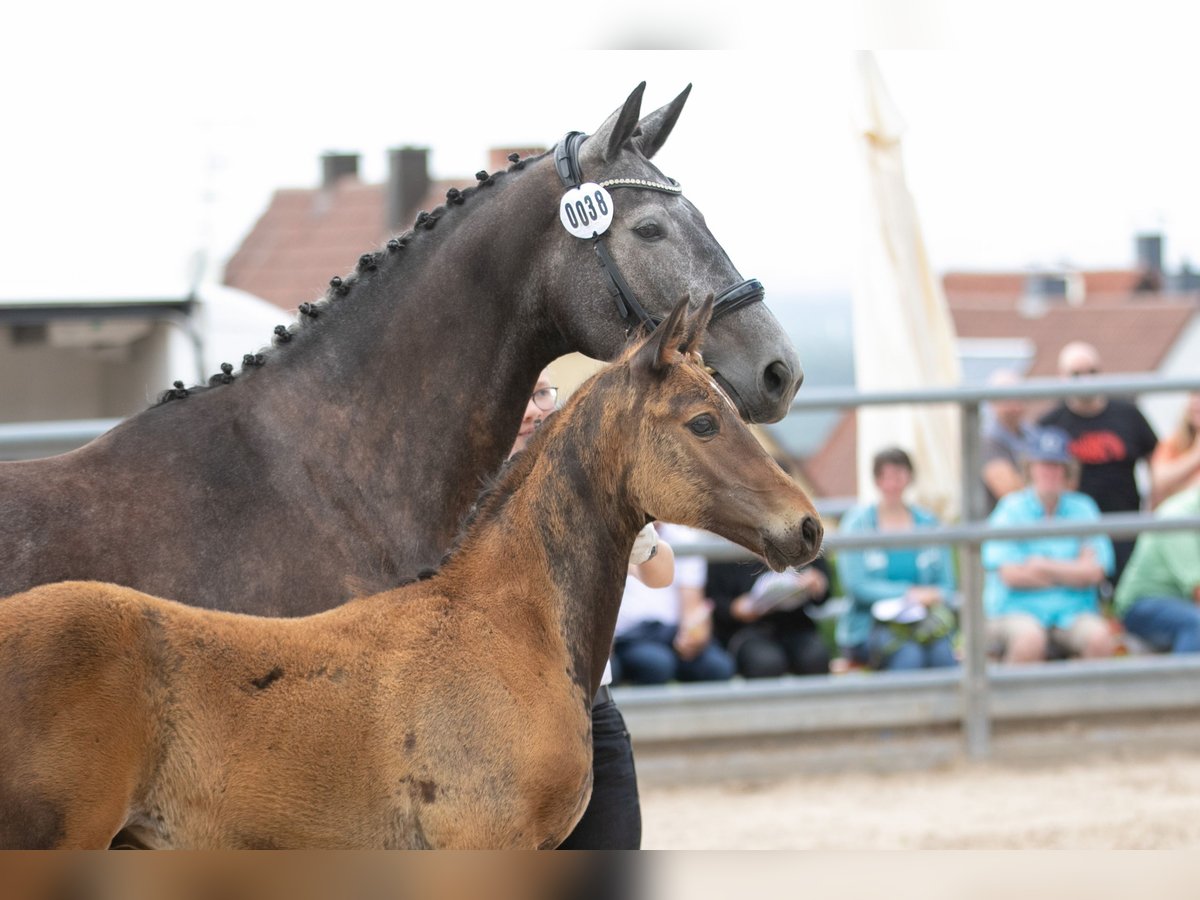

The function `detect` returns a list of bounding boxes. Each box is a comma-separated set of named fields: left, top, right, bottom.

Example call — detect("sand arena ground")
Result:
left=640, top=751, right=1200, bottom=849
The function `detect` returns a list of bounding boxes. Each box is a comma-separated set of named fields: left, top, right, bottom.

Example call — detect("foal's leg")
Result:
left=0, top=585, right=158, bottom=848
left=0, top=784, right=128, bottom=849
left=0, top=704, right=145, bottom=848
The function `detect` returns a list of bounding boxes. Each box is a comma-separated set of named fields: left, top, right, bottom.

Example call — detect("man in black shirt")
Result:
left=1038, top=341, right=1158, bottom=581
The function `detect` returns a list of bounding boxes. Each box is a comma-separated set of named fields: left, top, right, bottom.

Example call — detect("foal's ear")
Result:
left=586, top=82, right=646, bottom=166
left=634, top=84, right=692, bottom=160
left=648, top=296, right=696, bottom=374
left=681, top=293, right=715, bottom=357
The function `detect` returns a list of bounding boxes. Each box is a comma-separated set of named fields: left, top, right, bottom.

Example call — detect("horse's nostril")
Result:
left=801, top=515, right=823, bottom=550
left=762, top=359, right=798, bottom=401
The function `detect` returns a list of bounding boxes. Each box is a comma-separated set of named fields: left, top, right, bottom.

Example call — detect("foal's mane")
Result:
left=425, top=340, right=657, bottom=579
left=155, top=149, right=553, bottom=407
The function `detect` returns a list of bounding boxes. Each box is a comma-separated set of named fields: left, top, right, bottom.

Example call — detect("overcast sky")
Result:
left=4, top=2, right=1199, bottom=302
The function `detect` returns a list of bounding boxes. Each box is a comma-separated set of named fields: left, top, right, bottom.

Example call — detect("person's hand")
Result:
left=731, top=594, right=762, bottom=622
left=906, top=586, right=943, bottom=607
left=673, top=601, right=713, bottom=660
left=793, top=567, right=828, bottom=599
left=629, top=523, right=659, bottom=565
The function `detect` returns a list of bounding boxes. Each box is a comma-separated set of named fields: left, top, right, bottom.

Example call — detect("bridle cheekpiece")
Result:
left=554, top=131, right=765, bottom=334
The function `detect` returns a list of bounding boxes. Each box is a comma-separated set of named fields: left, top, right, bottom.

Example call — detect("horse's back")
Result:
left=0, top=429, right=180, bottom=599
left=0, top=581, right=169, bottom=847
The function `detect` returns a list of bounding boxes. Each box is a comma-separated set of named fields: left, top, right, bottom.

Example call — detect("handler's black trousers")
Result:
left=557, top=698, right=641, bottom=849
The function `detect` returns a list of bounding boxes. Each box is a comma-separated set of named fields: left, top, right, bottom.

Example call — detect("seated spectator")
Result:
left=611, top=523, right=736, bottom=686
left=837, top=447, right=959, bottom=671
left=981, top=368, right=1033, bottom=515
left=1150, top=391, right=1200, bottom=508
left=1113, top=485, right=1200, bottom=654
left=707, top=556, right=832, bottom=678
left=983, top=426, right=1117, bottom=663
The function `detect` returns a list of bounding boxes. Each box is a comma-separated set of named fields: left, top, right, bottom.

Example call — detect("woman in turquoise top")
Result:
left=837, top=447, right=959, bottom=671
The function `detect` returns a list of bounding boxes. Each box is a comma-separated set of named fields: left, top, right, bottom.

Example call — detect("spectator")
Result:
left=611, top=523, right=736, bottom=685
left=1113, top=485, right=1200, bottom=654
left=707, top=555, right=833, bottom=678
left=1038, top=341, right=1157, bottom=581
left=981, top=367, right=1033, bottom=515
left=510, top=369, right=557, bottom=454
left=1150, top=391, right=1200, bottom=508
left=983, top=426, right=1116, bottom=663
left=837, top=447, right=959, bottom=671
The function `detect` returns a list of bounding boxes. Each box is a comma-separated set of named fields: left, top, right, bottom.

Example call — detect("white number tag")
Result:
left=559, top=183, right=614, bottom=239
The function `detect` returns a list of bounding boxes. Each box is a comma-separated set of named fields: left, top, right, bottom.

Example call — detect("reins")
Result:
left=554, top=131, right=765, bottom=333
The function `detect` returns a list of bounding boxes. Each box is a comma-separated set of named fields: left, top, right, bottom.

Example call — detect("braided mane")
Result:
left=155, top=151, right=550, bottom=407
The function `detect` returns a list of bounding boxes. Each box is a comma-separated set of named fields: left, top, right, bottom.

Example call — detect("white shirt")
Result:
left=612, top=523, right=707, bottom=638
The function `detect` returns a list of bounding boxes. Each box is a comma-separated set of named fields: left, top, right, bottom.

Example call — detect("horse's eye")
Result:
left=634, top=222, right=663, bottom=240
left=687, top=414, right=718, bottom=437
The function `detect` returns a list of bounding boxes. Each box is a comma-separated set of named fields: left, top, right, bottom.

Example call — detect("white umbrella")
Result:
left=851, top=51, right=962, bottom=519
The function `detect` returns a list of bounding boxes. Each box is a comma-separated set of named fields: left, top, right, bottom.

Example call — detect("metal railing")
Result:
left=4, top=374, right=1200, bottom=761
left=671, top=371, right=1200, bottom=758
left=0, top=418, right=121, bottom=460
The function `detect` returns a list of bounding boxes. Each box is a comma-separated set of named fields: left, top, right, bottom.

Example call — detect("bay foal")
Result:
left=0, top=297, right=822, bottom=849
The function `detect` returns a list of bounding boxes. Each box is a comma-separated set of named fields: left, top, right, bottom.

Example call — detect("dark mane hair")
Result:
left=155, top=150, right=552, bottom=407
left=404, top=409, right=560, bottom=585
left=440, top=331, right=670, bottom=562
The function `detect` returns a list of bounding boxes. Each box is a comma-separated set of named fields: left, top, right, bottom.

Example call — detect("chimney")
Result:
left=321, top=152, right=359, bottom=189
left=387, top=147, right=431, bottom=233
left=1135, top=232, right=1164, bottom=293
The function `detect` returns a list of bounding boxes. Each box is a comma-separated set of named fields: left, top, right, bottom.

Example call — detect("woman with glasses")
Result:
left=512, top=372, right=559, bottom=453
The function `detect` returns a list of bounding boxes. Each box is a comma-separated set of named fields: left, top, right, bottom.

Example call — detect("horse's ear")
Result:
left=681, top=293, right=714, bottom=357
left=585, top=83, right=646, bottom=166
left=636, top=295, right=692, bottom=374
left=634, top=84, right=692, bottom=160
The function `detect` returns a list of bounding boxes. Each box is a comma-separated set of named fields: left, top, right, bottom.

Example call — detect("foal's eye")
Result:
left=633, top=222, right=663, bottom=240
left=687, top=414, right=719, bottom=437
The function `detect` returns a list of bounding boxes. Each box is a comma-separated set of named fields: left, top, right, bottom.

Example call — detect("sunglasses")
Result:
left=1068, top=368, right=1100, bottom=378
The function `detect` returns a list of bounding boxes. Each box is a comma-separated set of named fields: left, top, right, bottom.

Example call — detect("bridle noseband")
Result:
left=554, top=131, right=765, bottom=334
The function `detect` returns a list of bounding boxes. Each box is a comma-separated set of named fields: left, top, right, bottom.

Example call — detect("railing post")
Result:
left=959, top=399, right=990, bottom=758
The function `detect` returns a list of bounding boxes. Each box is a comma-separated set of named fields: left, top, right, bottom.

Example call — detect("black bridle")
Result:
left=554, top=131, right=765, bottom=333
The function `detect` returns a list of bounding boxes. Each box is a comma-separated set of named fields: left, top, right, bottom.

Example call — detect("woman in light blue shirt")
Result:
left=837, top=447, right=959, bottom=671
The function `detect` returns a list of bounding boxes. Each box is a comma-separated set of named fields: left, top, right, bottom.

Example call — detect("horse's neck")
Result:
left=242, top=171, right=568, bottom=567
left=445, top=431, right=640, bottom=697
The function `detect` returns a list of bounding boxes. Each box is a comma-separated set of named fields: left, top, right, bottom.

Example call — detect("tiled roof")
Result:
left=796, top=408, right=858, bottom=500
left=222, top=149, right=543, bottom=311
left=943, top=268, right=1156, bottom=310
left=951, top=301, right=1195, bottom=377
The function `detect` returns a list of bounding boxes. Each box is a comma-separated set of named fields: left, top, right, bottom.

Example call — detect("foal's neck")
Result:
left=443, top=410, right=642, bottom=697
